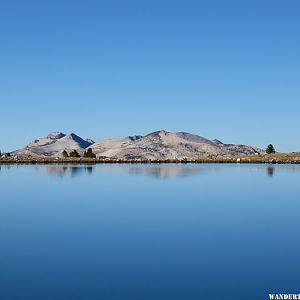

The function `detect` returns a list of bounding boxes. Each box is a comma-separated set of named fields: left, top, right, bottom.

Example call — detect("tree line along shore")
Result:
left=1, top=153, right=300, bottom=164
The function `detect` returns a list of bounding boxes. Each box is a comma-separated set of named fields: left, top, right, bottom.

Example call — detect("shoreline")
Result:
left=1, top=153, right=300, bottom=165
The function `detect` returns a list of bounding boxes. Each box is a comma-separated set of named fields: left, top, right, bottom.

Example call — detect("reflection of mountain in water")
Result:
left=31, top=164, right=300, bottom=179
left=100, top=164, right=300, bottom=179
left=34, top=164, right=215, bottom=179
left=126, top=166, right=213, bottom=179
left=99, top=165, right=219, bottom=179
left=35, top=165, right=94, bottom=178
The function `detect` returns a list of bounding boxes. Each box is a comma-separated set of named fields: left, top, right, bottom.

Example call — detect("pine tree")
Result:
left=69, top=150, right=81, bottom=158
left=266, top=144, right=275, bottom=154
left=62, top=150, right=69, bottom=158
left=83, top=148, right=96, bottom=158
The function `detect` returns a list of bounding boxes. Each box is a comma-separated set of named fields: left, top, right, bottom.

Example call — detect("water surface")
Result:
left=0, top=164, right=299, bottom=300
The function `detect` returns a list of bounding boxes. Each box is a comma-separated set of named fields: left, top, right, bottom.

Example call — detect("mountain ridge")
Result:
left=12, top=130, right=262, bottom=159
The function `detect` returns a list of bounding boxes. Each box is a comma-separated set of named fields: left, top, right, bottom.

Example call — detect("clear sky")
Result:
left=0, top=0, right=299, bottom=152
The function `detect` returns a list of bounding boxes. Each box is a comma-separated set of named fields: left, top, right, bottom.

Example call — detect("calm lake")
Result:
left=0, top=164, right=299, bottom=300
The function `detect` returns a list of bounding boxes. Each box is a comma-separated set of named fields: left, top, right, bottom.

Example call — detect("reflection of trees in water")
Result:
left=265, top=165, right=300, bottom=177
left=233, top=165, right=300, bottom=178
left=0, top=165, right=11, bottom=172
left=35, top=165, right=95, bottom=178
left=267, top=166, right=275, bottom=177
left=85, top=166, right=93, bottom=175
left=0, top=164, right=13, bottom=174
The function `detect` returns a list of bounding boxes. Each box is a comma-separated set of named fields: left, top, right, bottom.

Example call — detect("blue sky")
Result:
left=0, top=0, right=299, bottom=152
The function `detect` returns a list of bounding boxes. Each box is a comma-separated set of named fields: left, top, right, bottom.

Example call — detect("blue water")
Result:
left=0, top=164, right=299, bottom=300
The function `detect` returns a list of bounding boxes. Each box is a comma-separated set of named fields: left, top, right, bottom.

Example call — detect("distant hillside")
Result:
left=12, top=130, right=261, bottom=159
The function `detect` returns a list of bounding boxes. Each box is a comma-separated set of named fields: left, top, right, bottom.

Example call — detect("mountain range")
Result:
left=11, top=130, right=262, bottom=160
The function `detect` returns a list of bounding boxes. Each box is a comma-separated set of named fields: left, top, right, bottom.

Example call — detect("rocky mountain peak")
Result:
left=47, top=132, right=66, bottom=140
left=64, top=133, right=93, bottom=148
